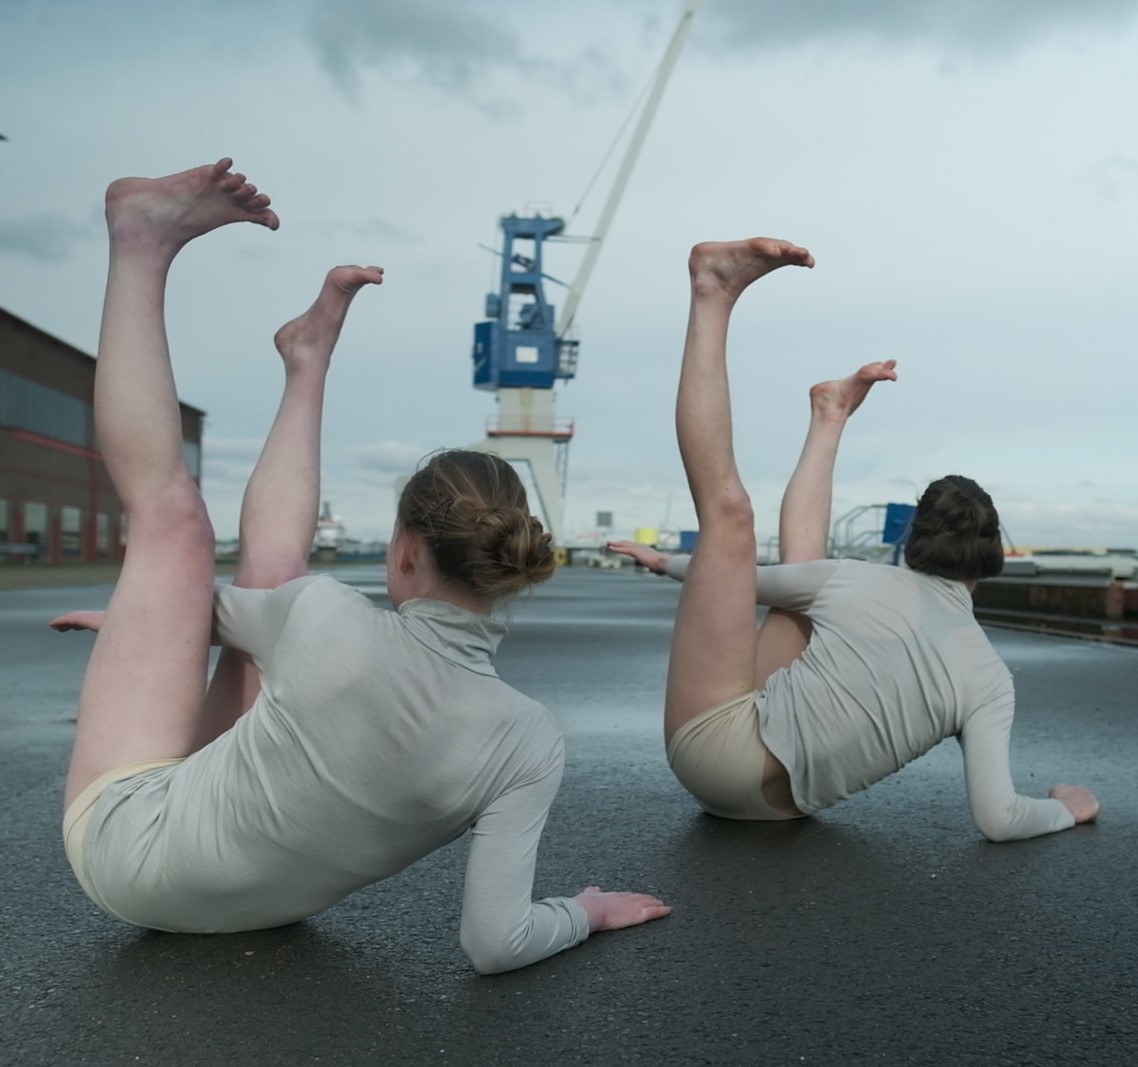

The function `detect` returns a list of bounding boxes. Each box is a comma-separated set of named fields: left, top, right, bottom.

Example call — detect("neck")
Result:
left=400, top=571, right=495, bottom=615
left=428, top=580, right=495, bottom=616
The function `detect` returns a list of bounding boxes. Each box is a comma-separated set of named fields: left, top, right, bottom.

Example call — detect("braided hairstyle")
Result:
left=397, top=450, right=557, bottom=600
left=904, top=475, right=1004, bottom=581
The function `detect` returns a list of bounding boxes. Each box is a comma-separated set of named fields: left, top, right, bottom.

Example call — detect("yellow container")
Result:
left=634, top=527, right=659, bottom=546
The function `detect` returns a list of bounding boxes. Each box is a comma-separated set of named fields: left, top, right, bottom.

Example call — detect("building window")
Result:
left=0, top=369, right=93, bottom=448
left=97, top=513, right=111, bottom=559
left=61, top=506, right=82, bottom=559
left=24, top=502, right=48, bottom=558
left=183, top=439, right=202, bottom=480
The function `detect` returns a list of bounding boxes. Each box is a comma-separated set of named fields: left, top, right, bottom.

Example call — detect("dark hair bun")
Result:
left=465, top=506, right=556, bottom=598
left=397, top=451, right=557, bottom=599
left=904, top=475, right=1004, bottom=581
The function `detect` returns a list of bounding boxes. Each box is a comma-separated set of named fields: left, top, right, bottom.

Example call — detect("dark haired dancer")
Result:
left=610, top=236, right=1099, bottom=839
left=54, top=158, right=668, bottom=973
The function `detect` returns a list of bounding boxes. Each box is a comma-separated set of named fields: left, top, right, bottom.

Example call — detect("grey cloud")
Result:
left=202, top=437, right=263, bottom=487
left=0, top=214, right=93, bottom=261
left=302, top=216, right=418, bottom=243
left=307, top=0, right=623, bottom=111
left=354, top=216, right=416, bottom=241
left=310, top=0, right=530, bottom=105
left=701, top=0, right=1138, bottom=55
left=1084, top=154, right=1138, bottom=203
left=347, top=440, right=428, bottom=475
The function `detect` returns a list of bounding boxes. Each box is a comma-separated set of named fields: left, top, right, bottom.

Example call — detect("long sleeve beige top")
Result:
left=663, top=556, right=1074, bottom=841
left=78, top=574, right=590, bottom=973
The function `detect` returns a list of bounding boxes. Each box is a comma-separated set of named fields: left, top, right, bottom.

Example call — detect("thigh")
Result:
left=754, top=608, right=812, bottom=692
left=66, top=508, right=215, bottom=806
left=665, top=528, right=761, bottom=744
left=667, top=692, right=804, bottom=820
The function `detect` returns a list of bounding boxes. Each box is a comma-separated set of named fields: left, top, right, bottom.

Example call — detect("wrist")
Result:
left=573, top=890, right=608, bottom=932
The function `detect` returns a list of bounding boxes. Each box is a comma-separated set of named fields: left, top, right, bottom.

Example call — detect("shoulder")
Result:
left=480, top=687, right=565, bottom=783
left=504, top=688, right=565, bottom=747
left=759, top=558, right=843, bottom=588
left=512, top=690, right=564, bottom=738
left=271, top=574, right=393, bottom=643
left=958, top=633, right=1014, bottom=714
left=297, top=574, right=388, bottom=617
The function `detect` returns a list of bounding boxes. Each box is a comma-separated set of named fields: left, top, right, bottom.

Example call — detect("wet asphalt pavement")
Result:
left=2, top=566, right=1136, bottom=1066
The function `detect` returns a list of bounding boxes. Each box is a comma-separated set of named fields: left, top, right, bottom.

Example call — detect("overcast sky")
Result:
left=2, top=0, right=1136, bottom=549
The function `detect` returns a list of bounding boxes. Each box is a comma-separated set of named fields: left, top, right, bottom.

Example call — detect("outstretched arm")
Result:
left=959, top=684, right=1098, bottom=841
left=606, top=541, right=672, bottom=575
left=619, top=548, right=838, bottom=617
left=460, top=743, right=669, bottom=974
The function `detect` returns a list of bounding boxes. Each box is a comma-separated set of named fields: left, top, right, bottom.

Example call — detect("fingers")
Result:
left=640, top=901, right=673, bottom=922
left=606, top=541, right=661, bottom=569
left=611, top=891, right=671, bottom=928
left=48, top=610, right=103, bottom=633
left=1049, top=784, right=1102, bottom=824
left=575, top=888, right=672, bottom=931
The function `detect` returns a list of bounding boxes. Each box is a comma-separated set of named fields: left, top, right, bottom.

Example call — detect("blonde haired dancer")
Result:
left=56, top=159, right=669, bottom=974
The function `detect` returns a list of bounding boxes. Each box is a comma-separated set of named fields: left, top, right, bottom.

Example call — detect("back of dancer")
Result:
left=56, top=158, right=669, bottom=975
left=613, top=235, right=1100, bottom=839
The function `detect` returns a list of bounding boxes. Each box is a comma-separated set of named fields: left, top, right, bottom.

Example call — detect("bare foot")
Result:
left=49, top=610, right=104, bottom=633
left=809, top=359, right=898, bottom=422
left=104, top=157, right=279, bottom=256
left=273, top=265, right=385, bottom=373
left=689, top=237, right=814, bottom=301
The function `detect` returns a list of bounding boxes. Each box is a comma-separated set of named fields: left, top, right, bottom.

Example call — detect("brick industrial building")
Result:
left=0, top=307, right=203, bottom=565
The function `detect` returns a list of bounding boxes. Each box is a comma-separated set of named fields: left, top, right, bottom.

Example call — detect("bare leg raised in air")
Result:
left=753, top=359, right=898, bottom=687
left=662, top=235, right=902, bottom=820
left=664, top=237, right=813, bottom=750
left=194, top=265, right=384, bottom=748
left=64, top=159, right=277, bottom=808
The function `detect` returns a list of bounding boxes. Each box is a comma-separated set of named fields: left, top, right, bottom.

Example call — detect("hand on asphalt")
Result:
left=1049, top=784, right=1101, bottom=823
left=573, top=886, right=672, bottom=932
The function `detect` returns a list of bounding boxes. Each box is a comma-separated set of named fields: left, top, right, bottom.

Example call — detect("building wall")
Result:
left=0, top=307, right=204, bottom=564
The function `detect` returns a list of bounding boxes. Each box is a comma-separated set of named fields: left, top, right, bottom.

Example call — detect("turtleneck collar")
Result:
left=396, top=597, right=507, bottom=676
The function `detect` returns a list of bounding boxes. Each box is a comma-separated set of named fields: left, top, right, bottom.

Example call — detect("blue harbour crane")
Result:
left=467, top=0, right=703, bottom=546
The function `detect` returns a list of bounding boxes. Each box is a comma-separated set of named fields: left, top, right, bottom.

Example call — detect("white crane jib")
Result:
left=469, top=0, right=703, bottom=547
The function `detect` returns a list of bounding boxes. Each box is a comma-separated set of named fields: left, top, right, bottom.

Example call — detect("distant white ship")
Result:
left=313, top=501, right=346, bottom=554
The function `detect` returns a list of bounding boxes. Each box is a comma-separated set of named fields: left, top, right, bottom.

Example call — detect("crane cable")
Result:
left=566, top=65, right=657, bottom=231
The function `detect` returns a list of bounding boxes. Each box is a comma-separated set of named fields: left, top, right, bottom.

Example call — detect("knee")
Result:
left=699, top=484, right=755, bottom=535
left=125, top=482, right=214, bottom=554
left=693, top=487, right=756, bottom=561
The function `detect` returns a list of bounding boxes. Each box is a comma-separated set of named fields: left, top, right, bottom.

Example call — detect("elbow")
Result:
left=977, top=821, right=1018, bottom=844
left=460, top=929, right=519, bottom=976
left=973, top=807, right=1030, bottom=843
